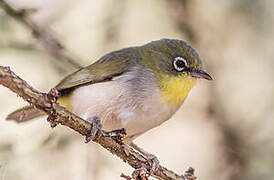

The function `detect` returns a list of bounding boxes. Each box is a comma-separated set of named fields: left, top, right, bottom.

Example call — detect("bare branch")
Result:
left=0, top=0, right=82, bottom=70
left=0, top=65, right=190, bottom=180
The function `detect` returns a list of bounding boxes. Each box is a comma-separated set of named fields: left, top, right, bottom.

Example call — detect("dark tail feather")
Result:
left=6, top=106, right=45, bottom=123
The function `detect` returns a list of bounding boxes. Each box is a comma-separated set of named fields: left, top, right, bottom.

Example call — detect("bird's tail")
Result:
left=6, top=106, right=45, bottom=123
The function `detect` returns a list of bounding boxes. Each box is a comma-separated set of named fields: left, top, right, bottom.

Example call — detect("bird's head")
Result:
left=140, top=38, right=212, bottom=105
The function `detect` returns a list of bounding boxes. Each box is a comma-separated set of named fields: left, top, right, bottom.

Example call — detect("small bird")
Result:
left=7, top=39, right=212, bottom=171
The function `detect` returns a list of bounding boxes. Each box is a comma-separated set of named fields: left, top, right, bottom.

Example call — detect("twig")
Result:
left=0, top=65, right=191, bottom=180
left=0, top=0, right=82, bottom=70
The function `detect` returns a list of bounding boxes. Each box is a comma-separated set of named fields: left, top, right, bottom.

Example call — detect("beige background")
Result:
left=0, top=0, right=274, bottom=180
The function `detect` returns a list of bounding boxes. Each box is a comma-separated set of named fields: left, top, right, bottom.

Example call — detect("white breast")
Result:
left=69, top=66, right=181, bottom=141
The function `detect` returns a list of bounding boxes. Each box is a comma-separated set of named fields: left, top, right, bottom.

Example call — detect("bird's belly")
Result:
left=115, top=90, right=180, bottom=140
left=68, top=80, right=180, bottom=141
left=69, top=81, right=124, bottom=131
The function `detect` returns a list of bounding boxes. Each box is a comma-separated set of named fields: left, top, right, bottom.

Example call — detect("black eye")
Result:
left=173, top=57, right=187, bottom=71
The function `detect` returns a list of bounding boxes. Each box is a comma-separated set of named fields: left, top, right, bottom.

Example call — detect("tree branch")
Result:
left=0, top=65, right=195, bottom=180
left=0, top=0, right=82, bottom=70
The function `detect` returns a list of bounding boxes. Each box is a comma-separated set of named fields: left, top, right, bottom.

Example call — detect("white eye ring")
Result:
left=173, top=57, right=187, bottom=71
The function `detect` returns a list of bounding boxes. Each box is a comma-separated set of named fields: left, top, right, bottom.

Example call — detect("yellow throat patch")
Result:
left=159, top=74, right=196, bottom=106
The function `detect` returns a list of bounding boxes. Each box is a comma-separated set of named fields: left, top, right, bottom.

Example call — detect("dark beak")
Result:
left=190, top=69, right=213, bottom=80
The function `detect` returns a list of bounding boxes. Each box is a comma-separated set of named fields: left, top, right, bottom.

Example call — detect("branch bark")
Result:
left=0, top=65, right=193, bottom=180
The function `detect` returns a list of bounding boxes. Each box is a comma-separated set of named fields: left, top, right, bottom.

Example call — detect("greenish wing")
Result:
left=55, top=50, right=135, bottom=94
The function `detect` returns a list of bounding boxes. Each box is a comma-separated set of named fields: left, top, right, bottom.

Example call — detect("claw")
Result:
left=85, top=116, right=103, bottom=143
left=130, top=143, right=160, bottom=174
left=146, top=154, right=160, bottom=173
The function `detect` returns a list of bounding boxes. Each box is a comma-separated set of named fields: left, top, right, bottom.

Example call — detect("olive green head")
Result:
left=139, top=38, right=212, bottom=80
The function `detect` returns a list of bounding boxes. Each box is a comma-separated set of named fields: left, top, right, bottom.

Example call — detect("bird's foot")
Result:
left=145, top=153, right=160, bottom=174
left=130, top=143, right=160, bottom=174
left=85, top=116, right=103, bottom=143
left=85, top=116, right=126, bottom=143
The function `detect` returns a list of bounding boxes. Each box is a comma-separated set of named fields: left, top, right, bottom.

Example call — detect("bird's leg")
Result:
left=85, top=116, right=126, bottom=143
left=85, top=116, right=103, bottom=143
left=129, top=142, right=160, bottom=174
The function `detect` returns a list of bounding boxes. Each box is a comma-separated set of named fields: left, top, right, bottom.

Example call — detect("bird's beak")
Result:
left=190, top=69, right=213, bottom=80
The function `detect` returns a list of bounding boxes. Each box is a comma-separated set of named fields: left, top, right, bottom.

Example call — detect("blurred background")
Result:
left=0, top=0, right=273, bottom=179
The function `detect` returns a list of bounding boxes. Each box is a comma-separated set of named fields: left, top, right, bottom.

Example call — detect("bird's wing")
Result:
left=55, top=49, right=136, bottom=94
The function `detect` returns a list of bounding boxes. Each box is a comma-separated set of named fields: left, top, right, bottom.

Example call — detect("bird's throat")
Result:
left=159, top=74, right=197, bottom=106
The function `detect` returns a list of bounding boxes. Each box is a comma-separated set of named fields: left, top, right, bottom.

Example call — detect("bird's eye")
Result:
left=173, top=57, right=187, bottom=71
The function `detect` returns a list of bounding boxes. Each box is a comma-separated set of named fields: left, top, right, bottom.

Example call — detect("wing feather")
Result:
left=56, top=48, right=138, bottom=94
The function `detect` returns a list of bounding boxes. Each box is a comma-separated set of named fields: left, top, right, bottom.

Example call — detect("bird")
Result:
left=7, top=38, right=212, bottom=172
